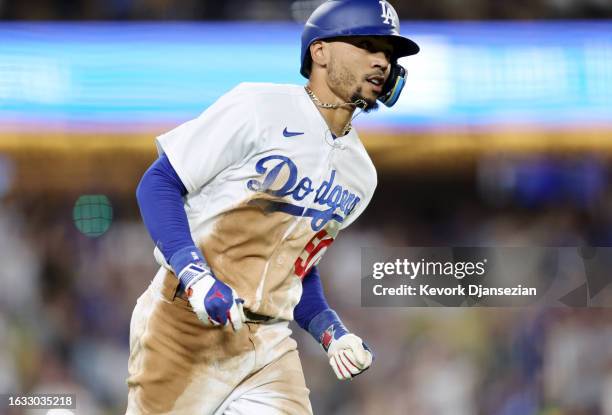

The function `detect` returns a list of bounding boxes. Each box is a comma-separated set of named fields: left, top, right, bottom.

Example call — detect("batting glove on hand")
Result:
left=179, top=263, right=245, bottom=331
left=169, top=246, right=245, bottom=331
left=308, top=309, right=374, bottom=381
left=326, top=333, right=373, bottom=380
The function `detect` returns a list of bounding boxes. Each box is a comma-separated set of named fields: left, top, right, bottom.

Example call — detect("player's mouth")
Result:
left=365, top=75, right=384, bottom=94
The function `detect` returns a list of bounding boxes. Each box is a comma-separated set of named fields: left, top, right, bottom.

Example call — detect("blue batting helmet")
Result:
left=300, top=0, right=420, bottom=78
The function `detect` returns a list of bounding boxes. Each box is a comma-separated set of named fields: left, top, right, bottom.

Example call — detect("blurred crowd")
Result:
left=1, top=0, right=611, bottom=20
left=0, top=154, right=611, bottom=414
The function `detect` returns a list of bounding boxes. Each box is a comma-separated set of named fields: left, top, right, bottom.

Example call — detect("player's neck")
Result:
left=305, top=81, right=355, bottom=137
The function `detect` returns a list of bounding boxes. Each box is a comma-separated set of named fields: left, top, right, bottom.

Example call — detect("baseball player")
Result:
left=126, top=0, right=419, bottom=413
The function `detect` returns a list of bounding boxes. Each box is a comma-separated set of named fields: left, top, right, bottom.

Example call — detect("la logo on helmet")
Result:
left=379, top=1, right=396, bottom=26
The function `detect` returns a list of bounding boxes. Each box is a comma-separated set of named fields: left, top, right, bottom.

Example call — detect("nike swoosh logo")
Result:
left=283, top=127, right=304, bottom=137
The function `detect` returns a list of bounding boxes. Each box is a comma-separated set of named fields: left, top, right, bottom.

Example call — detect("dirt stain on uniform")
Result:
left=127, top=272, right=255, bottom=414
left=199, top=195, right=319, bottom=319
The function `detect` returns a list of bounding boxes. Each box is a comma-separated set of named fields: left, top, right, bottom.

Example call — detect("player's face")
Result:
left=325, top=36, right=393, bottom=112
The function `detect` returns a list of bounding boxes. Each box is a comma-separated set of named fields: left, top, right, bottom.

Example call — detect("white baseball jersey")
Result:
left=128, top=83, right=377, bottom=414
left=156, top=82, right=377, bottom=320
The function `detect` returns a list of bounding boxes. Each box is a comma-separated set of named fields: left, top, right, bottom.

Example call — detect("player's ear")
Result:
left=310, top=41, right=329, bottom=70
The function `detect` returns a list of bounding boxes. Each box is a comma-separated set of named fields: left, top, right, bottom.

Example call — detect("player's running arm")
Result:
left=136, top=153, right=245, bottom=331
left=294, top=266, right=373, bottom=380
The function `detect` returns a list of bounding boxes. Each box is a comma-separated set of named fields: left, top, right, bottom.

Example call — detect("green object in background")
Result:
left=73, top=194, right=113, bottom=237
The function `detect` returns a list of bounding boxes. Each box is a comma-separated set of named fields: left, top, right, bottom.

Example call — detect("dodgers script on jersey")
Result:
left=156, top=83, right=377, bottom=321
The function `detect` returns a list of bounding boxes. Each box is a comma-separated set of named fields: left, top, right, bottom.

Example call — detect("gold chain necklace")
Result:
left=304, top=86, right=352, bottom=136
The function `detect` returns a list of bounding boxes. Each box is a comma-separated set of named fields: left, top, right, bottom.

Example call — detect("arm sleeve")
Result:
left=293, top=266, right=330, bottom=331
left=155, top=85, right=261, bottom=194
left=136, top=153, right=197, bottom=270
left=294, top=266, right=350, bottom=345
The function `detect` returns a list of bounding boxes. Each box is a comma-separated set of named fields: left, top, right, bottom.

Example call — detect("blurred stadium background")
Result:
left=0, top=1, right=611, bottom=414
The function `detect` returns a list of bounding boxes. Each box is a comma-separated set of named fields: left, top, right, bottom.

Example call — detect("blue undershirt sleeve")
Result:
left=293, top=266, right=330, bottom=331
left=136, top=153, right=200, bottom=272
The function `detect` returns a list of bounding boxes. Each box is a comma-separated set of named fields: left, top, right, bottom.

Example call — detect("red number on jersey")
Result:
left=294, top=229, right=335, bottom=279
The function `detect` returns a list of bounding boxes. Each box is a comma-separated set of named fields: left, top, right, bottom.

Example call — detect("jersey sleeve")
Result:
left=155, top=86, right=261, bottom=194
left=340, top=166, right=377, bottom=230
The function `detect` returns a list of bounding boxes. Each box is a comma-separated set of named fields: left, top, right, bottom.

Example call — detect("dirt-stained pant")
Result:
left=126, top=268, right=313, bottom=415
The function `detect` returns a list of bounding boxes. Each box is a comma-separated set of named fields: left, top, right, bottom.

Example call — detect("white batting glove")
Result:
left=308, top=309, right=374, bottom=381
left=179, top=263, right=245, bottom=331
left=327, top=333, right=373, bottom=380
